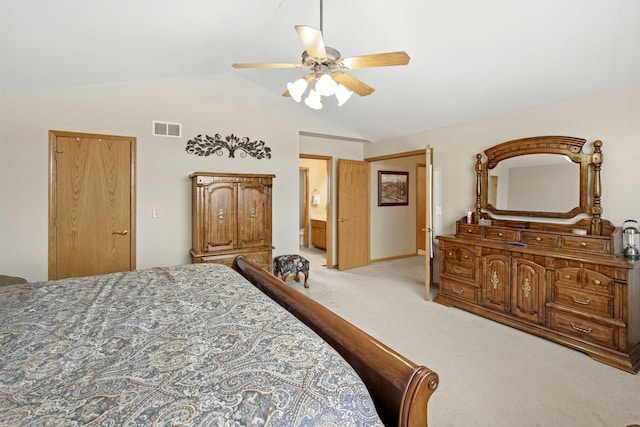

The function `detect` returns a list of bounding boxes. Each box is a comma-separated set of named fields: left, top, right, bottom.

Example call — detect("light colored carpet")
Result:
left=291, top=253, right=640, bottom=427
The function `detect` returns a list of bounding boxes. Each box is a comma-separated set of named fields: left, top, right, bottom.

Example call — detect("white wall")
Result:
left=0, top=73, right=363, bottom=281
left=364, top=85, right=640, bottom=278
left=370, top=156, right=423, bottom=259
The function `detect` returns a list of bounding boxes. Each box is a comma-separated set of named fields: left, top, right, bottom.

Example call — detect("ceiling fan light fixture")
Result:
left=304, top=89, right=323, bottom=110
left=315, top=73, right=338, bottom=96
left=335, top=84, right=353, bottom=107
left=287, top=78, right=308, bottom=102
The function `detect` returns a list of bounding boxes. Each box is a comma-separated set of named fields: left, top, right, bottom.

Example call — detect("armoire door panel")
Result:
left=203, top=183, right=236, bottom=251
left=237, top=183, right=271, bottom=249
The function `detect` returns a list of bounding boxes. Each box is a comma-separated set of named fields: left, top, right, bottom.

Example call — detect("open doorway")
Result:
left=299, top=155, right=331, bottom=269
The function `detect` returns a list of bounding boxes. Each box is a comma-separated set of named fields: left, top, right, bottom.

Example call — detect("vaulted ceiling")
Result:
left=2, top=0, right=639, bottom=142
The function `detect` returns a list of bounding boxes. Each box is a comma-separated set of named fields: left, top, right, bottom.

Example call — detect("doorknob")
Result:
left=112, top=230, right=128, bottom=235
left=337, top=218, right=349, bottom=222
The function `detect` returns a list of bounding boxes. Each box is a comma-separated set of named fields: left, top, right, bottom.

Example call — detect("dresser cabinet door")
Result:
left=482, top=254, right=511, bottom=313
left=201, top=182, right=236, bottom=251
left=237, top=182, right=271, bottom=249
left=511, top=257, right=545, bottom=324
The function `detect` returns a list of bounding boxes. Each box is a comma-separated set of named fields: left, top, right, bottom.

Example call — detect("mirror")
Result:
left=487, top=154, right=579, bottom=213
left=477, top=136, right=602, bottom=219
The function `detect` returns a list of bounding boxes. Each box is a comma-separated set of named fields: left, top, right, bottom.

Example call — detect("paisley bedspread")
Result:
left=0, top=264, right=383, bottom=426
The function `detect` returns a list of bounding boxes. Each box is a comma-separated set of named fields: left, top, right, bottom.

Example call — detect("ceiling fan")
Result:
left=231, top=0, right=410, bottom=109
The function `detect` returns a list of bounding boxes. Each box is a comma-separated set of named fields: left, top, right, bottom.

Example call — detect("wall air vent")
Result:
left=153, top=121, right=182, bottom=138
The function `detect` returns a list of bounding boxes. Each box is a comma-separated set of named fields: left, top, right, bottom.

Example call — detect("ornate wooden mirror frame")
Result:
left=474, top=135, right=603, bottom=234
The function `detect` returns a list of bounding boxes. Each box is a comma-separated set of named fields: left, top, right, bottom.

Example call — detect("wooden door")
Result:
left=337, top=159, right=369, bottom=270
left=422, top=146, right=434, bottom=300
left=237, top=182, right=272, bottom=249
left=49, top=131, right=136, bottom=280
left=416, top=164, right=426, bottom=252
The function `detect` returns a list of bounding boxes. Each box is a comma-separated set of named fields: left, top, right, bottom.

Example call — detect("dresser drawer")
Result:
left=457, top=224, right=485, bottom=237
left=442, top=261, right=476, bottom=282
left=555, top=267, right=614, bottom=294
left=521, top=231, right=560, bottom=247
left=582, top=270, right=615, bottom=294
left=440, top=279, right=479, bottom=304
left=548, top=309, right=616, bottom=348
left=442, top=245, right=476, bottom=266
left=486, top=228, right=519, bottom=242
left=553, top=284, right=613, bottom=318
left=561, top=236, right=609, bottom=254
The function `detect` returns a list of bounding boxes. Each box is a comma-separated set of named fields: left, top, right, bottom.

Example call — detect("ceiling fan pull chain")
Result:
left=319, top=0, right=323, bottom=34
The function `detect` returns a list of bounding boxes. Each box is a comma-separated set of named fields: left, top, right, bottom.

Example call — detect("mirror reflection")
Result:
left=487, top=154, right=580, bottom=213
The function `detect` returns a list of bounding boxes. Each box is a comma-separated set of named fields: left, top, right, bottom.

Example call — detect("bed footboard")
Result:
left=232, top=256, right=439, bottom=427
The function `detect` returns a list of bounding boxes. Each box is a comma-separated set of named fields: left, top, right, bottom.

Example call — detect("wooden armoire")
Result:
left=190, top=172, right=275, bottom=271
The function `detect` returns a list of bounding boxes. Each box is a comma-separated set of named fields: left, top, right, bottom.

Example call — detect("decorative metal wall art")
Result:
left=186, top=133, right=272, bottom=159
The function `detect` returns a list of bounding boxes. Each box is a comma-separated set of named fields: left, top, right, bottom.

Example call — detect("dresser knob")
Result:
left=498, top=232, right=503, bottom=237
left=580, top=241, right=587, bottom=247
left=593, top=279, right=601, bottom=286
left=535, top=237, right=541, bottom=242
left=563, top=274, right=571, bottom=279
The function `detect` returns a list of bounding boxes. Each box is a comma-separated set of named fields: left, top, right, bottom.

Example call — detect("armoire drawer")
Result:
left=198, top=250, right=272, bottom=272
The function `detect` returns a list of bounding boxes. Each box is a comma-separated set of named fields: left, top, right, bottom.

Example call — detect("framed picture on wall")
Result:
left=378, top=171, right=409, bottom=206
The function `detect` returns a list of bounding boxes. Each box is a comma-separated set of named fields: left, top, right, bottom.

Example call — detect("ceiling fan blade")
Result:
left=295, top=25, right=327, bottom=60
left=340, top=51, right=410, bottom=69
left=331, top=72, right=375, bottom=97
left=232, top=63, right=301, bottom=69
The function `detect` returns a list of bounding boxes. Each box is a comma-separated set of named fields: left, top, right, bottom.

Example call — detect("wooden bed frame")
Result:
left=232, top=256, right=439, bottom=427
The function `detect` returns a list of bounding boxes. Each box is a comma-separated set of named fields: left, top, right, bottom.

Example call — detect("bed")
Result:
left=0, top=256, right=438, bottom=426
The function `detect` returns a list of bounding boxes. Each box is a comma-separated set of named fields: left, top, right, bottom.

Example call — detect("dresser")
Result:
left=190, top=172, right=274, bottom=271
left=435, top=136, right=640, bottom=373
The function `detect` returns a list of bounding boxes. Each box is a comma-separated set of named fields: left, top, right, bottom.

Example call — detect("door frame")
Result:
left=299, top=167, right=310, bottom=248
left=48, top=130, right=137, bottom=279
left=365, top=148, right=432, bottom=297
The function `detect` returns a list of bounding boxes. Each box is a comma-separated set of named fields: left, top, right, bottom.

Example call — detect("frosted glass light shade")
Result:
left=315, top=74, right=338, bottom=96
left=304, top=89, right=323, bottom=110
left=287, top=78, right=308, bottom=102
left=335, top=84, right=353, bottom=106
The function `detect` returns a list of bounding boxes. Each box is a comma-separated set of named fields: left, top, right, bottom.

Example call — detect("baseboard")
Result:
left=370, top=253, right=423, bottom=263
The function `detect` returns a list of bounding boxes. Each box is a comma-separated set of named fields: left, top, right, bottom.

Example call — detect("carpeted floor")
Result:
left=288, top=253, right=640, bottom=427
